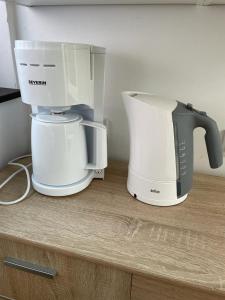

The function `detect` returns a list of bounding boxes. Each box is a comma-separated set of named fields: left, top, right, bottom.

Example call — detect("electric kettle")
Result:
left=122, top=91, right=223, bottom=206
left=31, top=112, right=107, bottom=196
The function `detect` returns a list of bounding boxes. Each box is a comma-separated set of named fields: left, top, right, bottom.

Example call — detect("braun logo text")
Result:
left=28, top=80, right=46, bottom=86
left=150, top=189, right=160, bottom=194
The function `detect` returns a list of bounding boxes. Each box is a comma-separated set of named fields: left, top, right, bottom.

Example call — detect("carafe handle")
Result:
left=80, top=120, right=107, bottom=170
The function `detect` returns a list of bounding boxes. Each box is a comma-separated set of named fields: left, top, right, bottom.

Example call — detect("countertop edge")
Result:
left=1, top=232, right=225, bottom=297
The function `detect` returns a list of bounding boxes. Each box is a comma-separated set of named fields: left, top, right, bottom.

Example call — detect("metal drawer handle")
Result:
left=4, top=257, right=57, bottom=279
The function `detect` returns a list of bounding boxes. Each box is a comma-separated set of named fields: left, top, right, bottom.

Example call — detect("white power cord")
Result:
left=0, top=154, right=32, bottom=205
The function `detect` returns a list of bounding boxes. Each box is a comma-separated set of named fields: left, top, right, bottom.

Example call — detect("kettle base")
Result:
left=128, top=187, right=188, bottom=206
left=127, top=170, right=188, bottom=206
left=32, top=171, right=94, bottom=197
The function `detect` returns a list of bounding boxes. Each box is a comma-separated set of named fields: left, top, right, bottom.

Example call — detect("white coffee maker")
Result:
left=15, top=40, right=107, bottom=196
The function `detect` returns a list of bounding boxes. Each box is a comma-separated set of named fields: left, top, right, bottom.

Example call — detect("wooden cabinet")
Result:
left=1, top=161, right=225, bottom=299
left=0, top=296, right=15, bottom=300
left=131, top=276, right=225, bottom=300
left=0, top=239, right=131, bottom=300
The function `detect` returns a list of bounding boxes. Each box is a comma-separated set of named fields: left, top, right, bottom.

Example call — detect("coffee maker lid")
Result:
left=34, top=112, right=82, bottom=124
left=15, top=40, right=105, bottom=54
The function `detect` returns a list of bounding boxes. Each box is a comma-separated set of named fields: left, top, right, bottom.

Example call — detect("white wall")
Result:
left=0, top=98, right=31, bottom=169
left=0, top=2, right=30, bottom=169
left=0, top=1, right=17, bottom=88
left=14, top=4, right=225, bottom=176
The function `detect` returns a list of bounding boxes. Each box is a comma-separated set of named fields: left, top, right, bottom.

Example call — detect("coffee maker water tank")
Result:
left=15, top=40, right=105, bottom=108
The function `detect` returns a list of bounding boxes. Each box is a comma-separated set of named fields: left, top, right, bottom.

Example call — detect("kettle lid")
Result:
left=123, top=91, right=178, bottom=112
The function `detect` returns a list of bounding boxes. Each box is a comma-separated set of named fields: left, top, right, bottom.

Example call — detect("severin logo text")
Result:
left=28, top=80, right=46, bottom=86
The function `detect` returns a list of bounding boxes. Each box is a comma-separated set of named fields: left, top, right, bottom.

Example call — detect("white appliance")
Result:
left=123, top=91, right=223, bottom=206
left=14, top=40, right=107, bottom=196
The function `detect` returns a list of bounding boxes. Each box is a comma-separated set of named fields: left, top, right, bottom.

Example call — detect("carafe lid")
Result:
left=33, top=112, right=82, bottom=123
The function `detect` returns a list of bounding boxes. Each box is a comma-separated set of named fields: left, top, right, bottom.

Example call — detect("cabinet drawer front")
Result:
left=0, top=238, right=131, bottom=300
left=131, top=275, right=225, bottom=300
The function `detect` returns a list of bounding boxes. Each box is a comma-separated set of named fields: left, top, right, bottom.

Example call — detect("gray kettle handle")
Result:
left=172, top=102, right=223, bottom=199
left=194, top=113, right=223, bottom=169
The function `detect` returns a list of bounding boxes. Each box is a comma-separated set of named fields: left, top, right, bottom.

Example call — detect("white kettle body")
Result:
left=31, top=112, right=107, bottom=196
left=123, top=91, right=223, bottom=206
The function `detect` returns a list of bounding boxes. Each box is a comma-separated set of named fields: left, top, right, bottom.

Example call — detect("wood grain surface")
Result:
left=131, top=275, right=225, bottom=300
left=0, top=295, right=15, bottom=300
left=0, top=238, right=131, bottom=300
left=0, top=160, right=225, bottom=296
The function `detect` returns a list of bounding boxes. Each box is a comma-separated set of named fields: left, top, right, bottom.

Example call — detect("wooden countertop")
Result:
left=0, top=161, right=225, bottom=295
